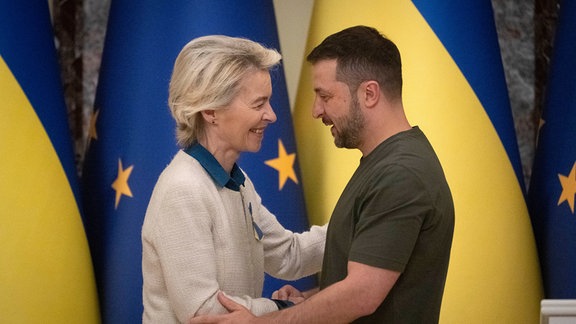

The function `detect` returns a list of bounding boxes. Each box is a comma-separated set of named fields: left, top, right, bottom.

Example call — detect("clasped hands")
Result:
left=188, top=284, right=307, bottom=324
left=272, top=284, right=307, bottom=304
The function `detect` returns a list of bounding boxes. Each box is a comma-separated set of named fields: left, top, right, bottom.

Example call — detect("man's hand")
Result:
left=189, top=292, right=260, bottom=324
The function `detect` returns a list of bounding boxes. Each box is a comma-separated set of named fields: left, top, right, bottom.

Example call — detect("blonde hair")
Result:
left=168, top=35, right=282, bottom=148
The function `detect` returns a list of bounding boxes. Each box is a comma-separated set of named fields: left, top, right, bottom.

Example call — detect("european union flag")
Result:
left=528, top=0, right=576, bottom=299
left=81, top=1, right=313, bottom=322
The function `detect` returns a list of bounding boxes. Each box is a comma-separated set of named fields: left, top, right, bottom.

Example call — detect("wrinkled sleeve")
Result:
left=142, top=173, right=277, bottom=323
left=255, top=202, right=327, bottom=280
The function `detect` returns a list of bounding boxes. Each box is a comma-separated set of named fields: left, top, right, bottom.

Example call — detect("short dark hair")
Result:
left=307, top=25, right=402, bottom=101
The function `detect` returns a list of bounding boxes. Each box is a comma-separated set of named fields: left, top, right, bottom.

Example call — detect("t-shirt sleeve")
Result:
left=348, top=164, right=431, bottom=272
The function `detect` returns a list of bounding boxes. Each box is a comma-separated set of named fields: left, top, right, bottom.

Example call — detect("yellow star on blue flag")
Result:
left=111, top=159, right=134, bottom=209
left=265, top=139, right=298, bottom=190
left=557, top=162, right=576, bottom=213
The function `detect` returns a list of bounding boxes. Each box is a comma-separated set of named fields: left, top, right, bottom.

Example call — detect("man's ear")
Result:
left=361, top=80, right=380, bottom=108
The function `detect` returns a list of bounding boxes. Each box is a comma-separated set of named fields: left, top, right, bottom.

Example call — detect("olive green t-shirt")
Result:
left=320, top=127, right=454, bottom=323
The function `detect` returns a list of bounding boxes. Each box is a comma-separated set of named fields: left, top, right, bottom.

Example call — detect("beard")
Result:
left=334, top=95, right=364, bottom=149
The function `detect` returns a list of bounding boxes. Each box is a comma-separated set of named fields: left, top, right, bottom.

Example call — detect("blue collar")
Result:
left=184, top=143, right=245, bottom=191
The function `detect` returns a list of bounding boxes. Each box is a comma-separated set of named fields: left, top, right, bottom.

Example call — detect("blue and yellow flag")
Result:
left=294, top=1, right=542, bottom=322
left=0, top=2, right=100, bottom=323
left=528, top=0, right=576, bottom=299
left=81, top=1, right=313, bottom=322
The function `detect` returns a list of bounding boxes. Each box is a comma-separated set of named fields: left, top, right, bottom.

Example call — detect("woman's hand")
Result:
left=272, top=285, right=306, bottom=304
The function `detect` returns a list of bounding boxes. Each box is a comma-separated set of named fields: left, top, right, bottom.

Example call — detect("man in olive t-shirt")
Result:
left=321, top=126, right=454, bottom=323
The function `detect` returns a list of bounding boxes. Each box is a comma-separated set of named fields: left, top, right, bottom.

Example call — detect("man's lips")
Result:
left=322, top=117, right=333, bottom=127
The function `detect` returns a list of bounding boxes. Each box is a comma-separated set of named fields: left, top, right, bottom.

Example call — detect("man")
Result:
left=190, top=25, right=455, bottom=324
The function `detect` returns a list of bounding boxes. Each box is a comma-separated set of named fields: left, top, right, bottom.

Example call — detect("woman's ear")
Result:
left=201, top=110, right=216, bottom=124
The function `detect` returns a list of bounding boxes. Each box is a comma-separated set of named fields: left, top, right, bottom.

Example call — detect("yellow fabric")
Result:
left=294, top=1, right=543, bottom=323
left=0, top=57, right=100, bottom=323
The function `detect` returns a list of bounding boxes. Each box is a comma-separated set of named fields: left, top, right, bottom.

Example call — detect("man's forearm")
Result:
left=259, top=261, right=399, bottom=323
left=259, top=278, right=365, bottom=323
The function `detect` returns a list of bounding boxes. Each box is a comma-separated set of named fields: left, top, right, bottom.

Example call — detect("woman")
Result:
left=141, top=35, right=326, bottom=323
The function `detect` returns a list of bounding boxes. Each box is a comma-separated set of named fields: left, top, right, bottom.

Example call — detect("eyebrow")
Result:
left=314, top=87, right=331, bottom=95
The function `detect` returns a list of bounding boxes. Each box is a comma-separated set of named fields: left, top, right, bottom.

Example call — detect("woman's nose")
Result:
left=265, top=103, right=277, bottom=123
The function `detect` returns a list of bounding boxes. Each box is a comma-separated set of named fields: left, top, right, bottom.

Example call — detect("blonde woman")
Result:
left=142, top=35, right=325, bottom=323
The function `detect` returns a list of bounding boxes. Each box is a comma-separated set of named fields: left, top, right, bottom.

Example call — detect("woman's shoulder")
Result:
left=155, top=151, right=213, bottom=191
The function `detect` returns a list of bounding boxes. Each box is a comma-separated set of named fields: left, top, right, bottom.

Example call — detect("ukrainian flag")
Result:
left=294, top=1, right=543, bottom=322
left=0, top=2, right=100, bottom=323
left=81, top=1, right=313, bottom=322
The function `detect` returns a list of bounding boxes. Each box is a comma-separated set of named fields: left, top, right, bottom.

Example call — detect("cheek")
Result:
left=229, top=119, right=254, bottom=140
left=245, top=113, right=263, bottom=128
left=327, top=104, right=344, bottom=118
